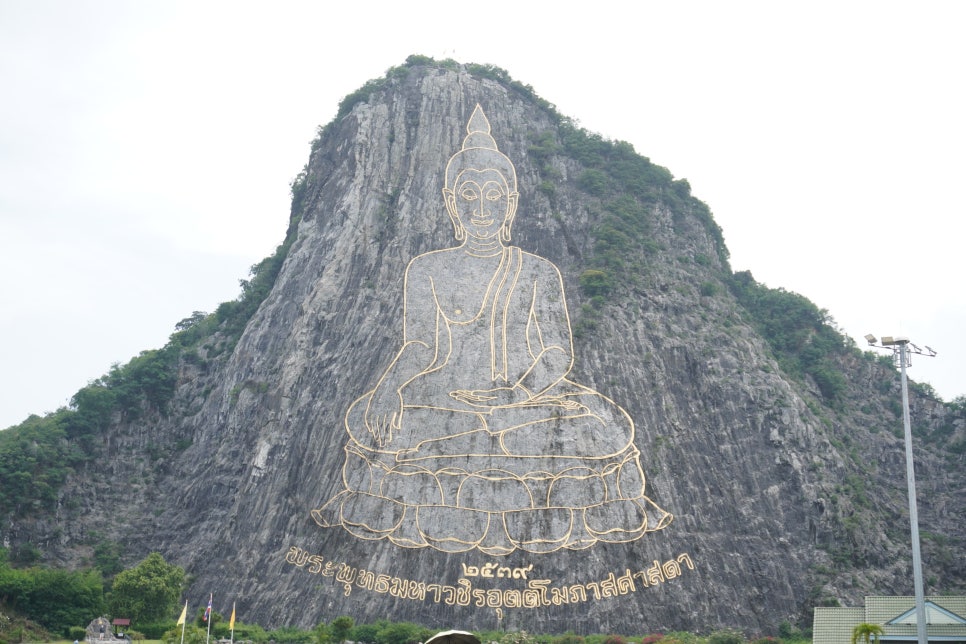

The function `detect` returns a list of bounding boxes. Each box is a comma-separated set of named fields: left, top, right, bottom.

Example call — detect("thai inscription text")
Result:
left=284, top=546, right=694, bottom=608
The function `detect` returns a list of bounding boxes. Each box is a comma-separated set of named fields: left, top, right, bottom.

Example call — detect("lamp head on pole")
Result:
left=865, top=333, right=937, bottom=369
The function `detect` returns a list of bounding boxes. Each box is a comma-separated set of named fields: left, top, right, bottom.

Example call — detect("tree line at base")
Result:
left=0, top=550, right=811, bottom=644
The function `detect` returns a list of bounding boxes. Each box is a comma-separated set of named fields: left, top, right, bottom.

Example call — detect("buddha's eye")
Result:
left=460, top=188, right=478, bottom=201
left=485, top=189, right=503, bottom=201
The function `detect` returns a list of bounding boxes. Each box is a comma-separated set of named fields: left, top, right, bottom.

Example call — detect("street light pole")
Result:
left=896, top=339, right=928, bottom=644
left=866, top=335, right=936, bottom=644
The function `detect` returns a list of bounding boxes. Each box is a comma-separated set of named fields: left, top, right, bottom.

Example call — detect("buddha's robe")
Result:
left=347, top=245, right=633, bottom=462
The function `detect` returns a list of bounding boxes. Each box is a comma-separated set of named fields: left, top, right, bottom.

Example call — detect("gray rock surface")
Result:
left=7, top=61, right=964, bottom=635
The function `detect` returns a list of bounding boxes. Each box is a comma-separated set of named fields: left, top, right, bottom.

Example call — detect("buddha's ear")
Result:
left=501, top=192, right=519, bottom=242
left=442, top=188, right=465, bottom=240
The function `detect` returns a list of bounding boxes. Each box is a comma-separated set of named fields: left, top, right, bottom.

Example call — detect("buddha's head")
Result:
left=443, top=105, right=519, bottom=243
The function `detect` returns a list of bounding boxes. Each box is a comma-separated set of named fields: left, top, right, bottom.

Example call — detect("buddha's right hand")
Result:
left=364, top=388, right=403, bottom=446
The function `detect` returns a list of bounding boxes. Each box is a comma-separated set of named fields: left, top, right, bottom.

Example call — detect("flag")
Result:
left=229, top=603, right=236, bottom=630
left=204, top=594, right=212, bottom=622
left=177, top=601, right=187, bottom=626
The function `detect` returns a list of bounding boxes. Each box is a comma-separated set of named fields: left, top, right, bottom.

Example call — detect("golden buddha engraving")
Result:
left=312, top=105, right=672, bottom=555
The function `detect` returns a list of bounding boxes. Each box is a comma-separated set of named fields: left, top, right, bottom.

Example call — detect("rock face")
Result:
left=6, top=61, right=964, bottom=635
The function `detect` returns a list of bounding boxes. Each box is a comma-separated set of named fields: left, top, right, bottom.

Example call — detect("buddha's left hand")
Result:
left=450, top=386, right=528, bottom=408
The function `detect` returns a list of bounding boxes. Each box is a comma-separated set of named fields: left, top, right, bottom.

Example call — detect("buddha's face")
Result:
left=446, top=168, right=518, bottom=241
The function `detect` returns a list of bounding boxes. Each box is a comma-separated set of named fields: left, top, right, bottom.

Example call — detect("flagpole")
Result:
left=205, top=594, right=212, bottom=644
left=179, top=601, right=188, bottom=644
left=229, top=602, right=236, bottom=644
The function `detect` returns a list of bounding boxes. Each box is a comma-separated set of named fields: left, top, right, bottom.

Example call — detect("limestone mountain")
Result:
left=1, top=58, right=964, bottom=636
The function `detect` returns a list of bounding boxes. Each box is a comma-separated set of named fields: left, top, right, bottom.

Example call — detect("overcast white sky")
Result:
left=1, top=1, right=963, bottom=430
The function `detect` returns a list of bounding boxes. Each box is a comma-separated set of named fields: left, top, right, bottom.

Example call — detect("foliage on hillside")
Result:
left=728, top=271, right=850, bottom=403
left=557, top=126, right=725, bottom=269
left=527, top=97, right=728, bottom=291
left=0, top=548, right=104, bottom=636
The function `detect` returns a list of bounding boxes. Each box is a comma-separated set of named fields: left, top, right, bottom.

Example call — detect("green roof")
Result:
left=813, top=597, right=966, bottom=644
left=813, top=607, right=864, bottom=644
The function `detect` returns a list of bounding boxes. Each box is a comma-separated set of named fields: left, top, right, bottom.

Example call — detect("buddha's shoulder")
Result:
left=405, top=248, right=460, bottom=273
left=517, top=248, right=563, bottom=276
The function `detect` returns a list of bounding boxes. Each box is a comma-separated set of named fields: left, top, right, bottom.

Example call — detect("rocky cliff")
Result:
left=4, top=59, right=964, bottom=636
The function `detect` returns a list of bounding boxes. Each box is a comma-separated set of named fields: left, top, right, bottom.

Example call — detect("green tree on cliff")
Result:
left=109, top=553, right=185, bottom=623
left=330, top=617, right=354, bottom=644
